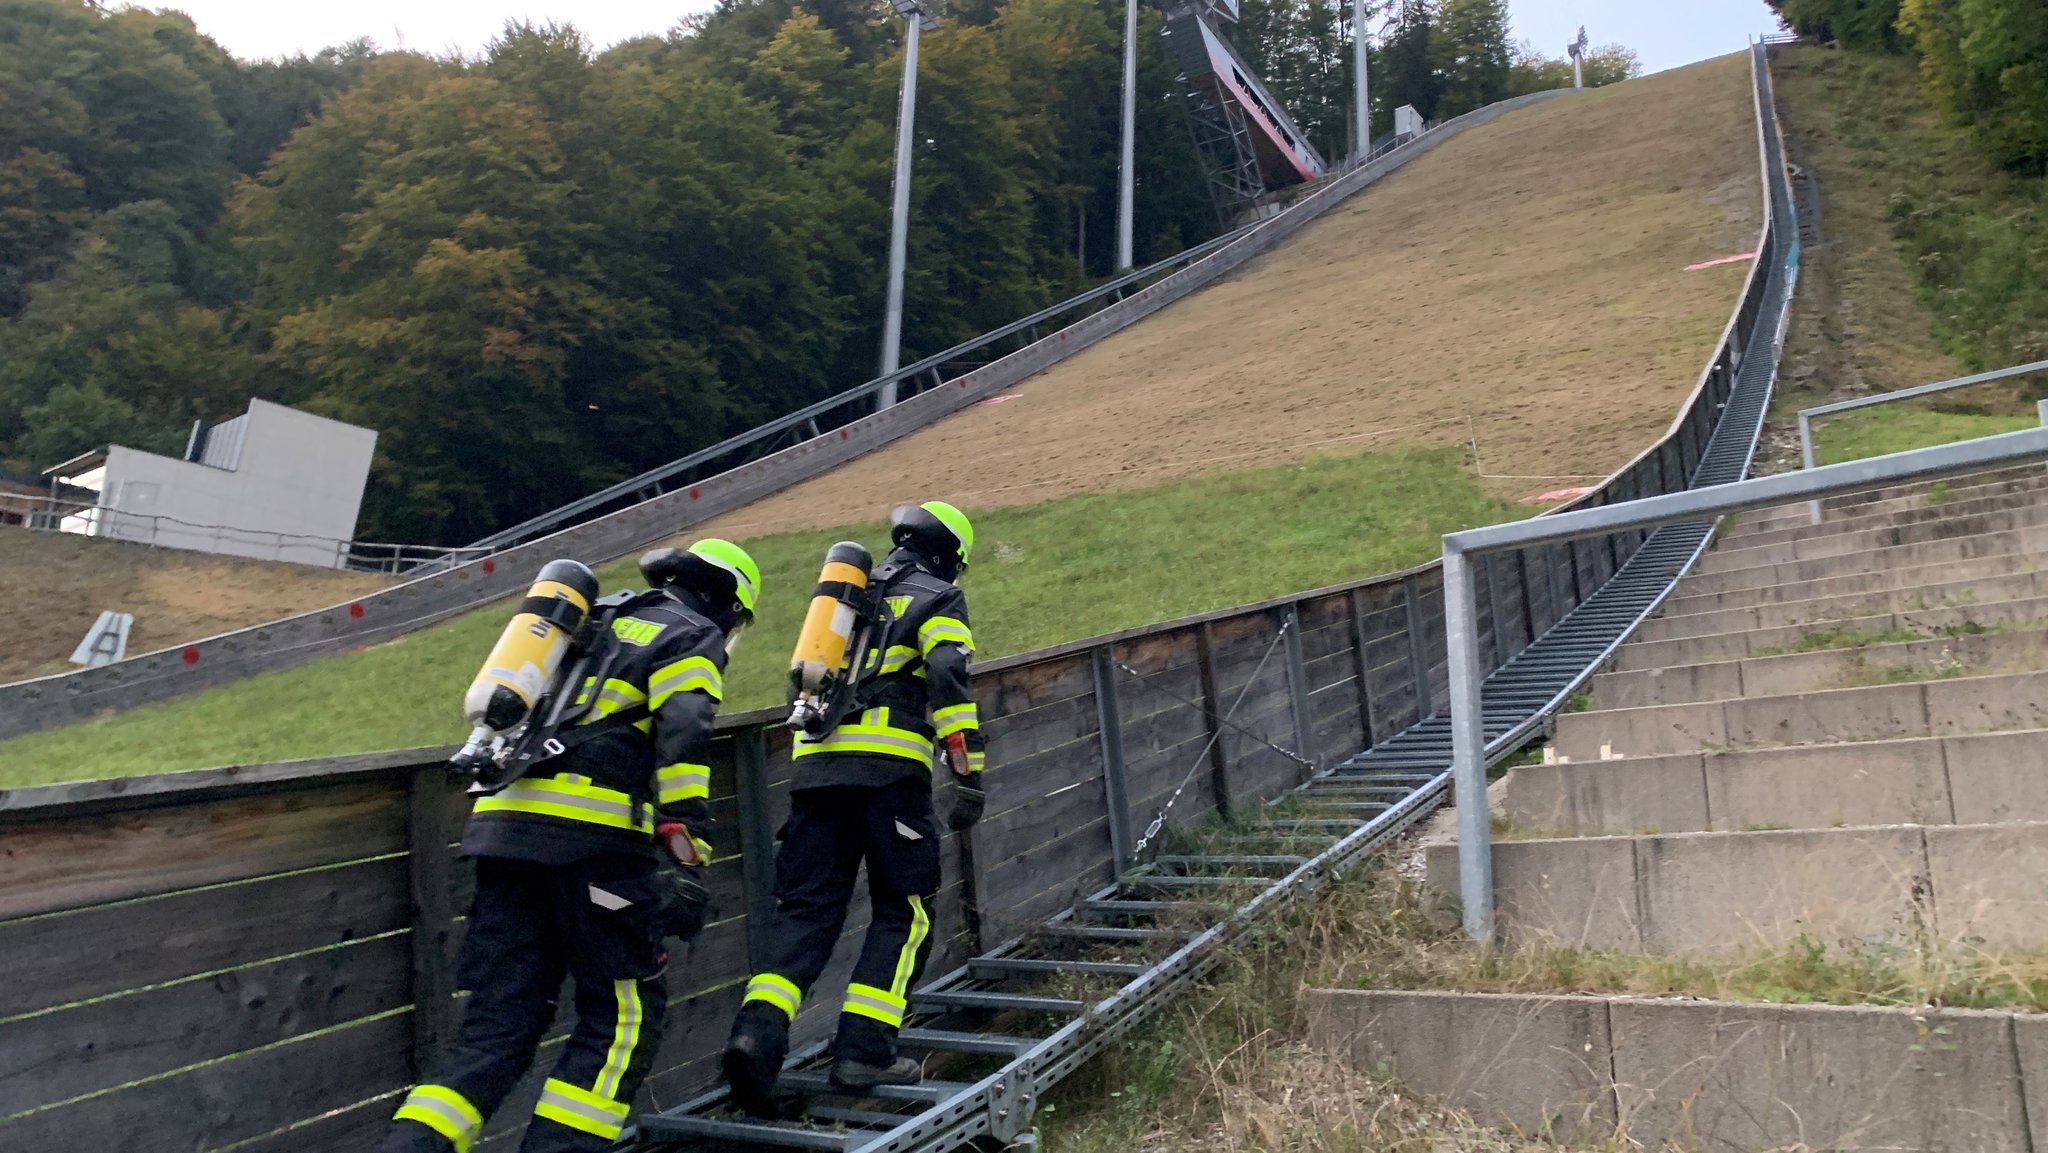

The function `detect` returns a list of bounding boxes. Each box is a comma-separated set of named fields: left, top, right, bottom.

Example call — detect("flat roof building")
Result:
left=42, top=400, right=378, bottom=569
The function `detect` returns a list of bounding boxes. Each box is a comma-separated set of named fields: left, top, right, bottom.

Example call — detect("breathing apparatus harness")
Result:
left=458, top=588, right=664, bottom=794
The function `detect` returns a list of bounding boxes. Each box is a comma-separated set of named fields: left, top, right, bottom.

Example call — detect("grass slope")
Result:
left=691, top=54, right=1760, bottom=540
left=0, top=448, right=1520, bottom=785
left=0, top=526, right=390, bottom=681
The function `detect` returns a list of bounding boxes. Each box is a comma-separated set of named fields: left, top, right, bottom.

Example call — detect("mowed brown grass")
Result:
left=693, top=53, right=1761, bottom=540
left=0, top=526, right=390, bottom=681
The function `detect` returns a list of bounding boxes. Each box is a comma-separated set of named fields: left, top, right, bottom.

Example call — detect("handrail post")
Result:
left=1800, top=410, right=1821, bottom=524
left=1443, top=546, right=1492, bottom=943
left=1092, top=647, right=1134, bottom=873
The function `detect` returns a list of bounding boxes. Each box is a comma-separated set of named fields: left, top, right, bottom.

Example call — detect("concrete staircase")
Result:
left=1317, top=468, right=2048, bottom=1150
left=1430, top=466, right=2048, bottom=956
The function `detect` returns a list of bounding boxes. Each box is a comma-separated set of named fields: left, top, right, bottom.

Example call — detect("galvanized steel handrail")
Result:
left=1797, top=357, right=2048, bottom=523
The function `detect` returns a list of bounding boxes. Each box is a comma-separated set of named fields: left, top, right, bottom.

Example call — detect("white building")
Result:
left=43, top=400, right=378, bottom=569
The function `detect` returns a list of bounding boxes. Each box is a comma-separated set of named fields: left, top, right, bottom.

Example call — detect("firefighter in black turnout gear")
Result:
left=723, top=502, right=986, bottom=1116
left=381, top=540, right=763, bottom=1153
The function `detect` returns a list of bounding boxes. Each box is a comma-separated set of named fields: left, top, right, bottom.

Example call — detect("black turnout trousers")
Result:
left=752, top=779, right=942, bottom=1063
left=380, top=854, right=668, bottom=1153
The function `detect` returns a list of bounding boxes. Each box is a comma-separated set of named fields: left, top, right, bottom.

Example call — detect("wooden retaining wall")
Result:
left=0, top=563, right=1553, bottom=1152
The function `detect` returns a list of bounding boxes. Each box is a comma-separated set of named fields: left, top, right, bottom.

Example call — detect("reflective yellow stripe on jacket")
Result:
left=473, top=773, right=656, bottom=834
left=649, top=654, right=722, bottom=708
left=931, top=701, right=979, bottom=740
left=791, top=706, right=934, bottom=767
left=917, top=616, right=973, bottom=655
left=575, top=676, right=651, bottom=734
left=656, top=762, right=711, bottom=805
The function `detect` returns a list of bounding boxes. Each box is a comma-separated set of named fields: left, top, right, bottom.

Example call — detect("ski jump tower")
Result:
left=1159, top=0, right=1328, bottom=222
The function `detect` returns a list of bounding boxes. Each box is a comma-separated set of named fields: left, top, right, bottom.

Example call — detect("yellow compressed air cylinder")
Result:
left=788, top=542, right=874, bottom=705
left=463, top=559, right=600, bottom=736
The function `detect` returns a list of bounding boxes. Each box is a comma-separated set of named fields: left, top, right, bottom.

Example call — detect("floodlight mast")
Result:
left=1352, top=0, right=1370, bottom=160
left=1568, top=25, right=1588, bottom=89
left=1118, top=0, right=1137, bottom=270
left=878, top=0, right=938, bottom=407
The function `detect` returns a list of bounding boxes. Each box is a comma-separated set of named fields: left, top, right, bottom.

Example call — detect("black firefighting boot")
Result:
left=722, top=1002, right=790, bottom=1119
left=828, top=1055, right=924, bottom=1091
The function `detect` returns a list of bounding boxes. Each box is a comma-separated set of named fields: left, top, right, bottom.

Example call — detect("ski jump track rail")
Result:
left=0, top=88, right=1567, bottom=744
left=630, top=42, right=1796, bottom=1153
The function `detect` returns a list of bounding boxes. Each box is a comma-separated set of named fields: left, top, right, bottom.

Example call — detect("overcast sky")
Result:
left=161, top=0, right=1783, bottom=75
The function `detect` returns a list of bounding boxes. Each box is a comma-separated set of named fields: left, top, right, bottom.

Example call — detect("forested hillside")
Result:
left=1766, top=0, right=2046, bottom=374
left=0, top=0, right=1619, bottom=546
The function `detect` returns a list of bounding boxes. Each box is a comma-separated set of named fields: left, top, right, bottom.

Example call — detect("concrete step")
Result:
left=1675, top=523, right=2048, bottom=598
left=1592, top=625, right=2048, bottom=709
left=1553, top=668, right=2048, bottom=761
left=1637, top=571, right=2048, bottom=642
left=1660, top=550, right=2043, bottom=616
left=1722, top=469, right=2048, bottom=540
left=1724, top=488, right=2047, bottom=553
left=1308, top=989, right=2044, bottom=1153
left=1734, top=463, right=2048, bottom=532
left=1502, top=728, right=2048, bottom=836
left=1425, top=820, right=2048, bottom=954
left=1611, top=590, right=2048, bottom=672
left=1694, top=503, right=2048, bottom=576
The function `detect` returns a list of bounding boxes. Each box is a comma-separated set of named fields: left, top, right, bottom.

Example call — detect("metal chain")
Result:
left=1126, top=620, right=1305, bottom=860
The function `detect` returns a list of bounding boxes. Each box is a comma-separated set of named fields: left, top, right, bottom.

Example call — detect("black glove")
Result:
left=655, top=865, right=711, bottom=942
left=948, top=779, right=985, bottom=831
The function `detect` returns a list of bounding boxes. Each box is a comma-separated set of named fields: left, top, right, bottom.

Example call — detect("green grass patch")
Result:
left=1811, top=404, right=2039, bottom=467
left=1752, top=624, right=1923, bottom=658
left=0, top=447, right=1524, bottom=786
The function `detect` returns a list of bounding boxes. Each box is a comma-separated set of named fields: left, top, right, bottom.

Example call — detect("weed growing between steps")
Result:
left=1752, top=624, right=1924, bottom=657
left=1330, top=868, right=2048, bottom=1014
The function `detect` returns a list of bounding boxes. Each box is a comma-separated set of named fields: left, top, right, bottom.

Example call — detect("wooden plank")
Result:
left=981, top=732, right=1104, bottom=820
left=0, top=854, right=408, bottom=1019
left=0, top=932, right=411, bottom=1116
left=1110, top=627, right=1200, bottom=678
left=980, top=814, right=1113, bottom=916
left=1194, top=621, right=1232, bottom=817
left=974, top=763, right=1111, bottom=866
left=228, top=1090, right=405, bottom=1153
left=1111, top=663, right=1205, bottom=723
left=0, top=779, right=407, bottom=921
left=982, top=690, right=1099, bottom=763
left=0, top=1009, right=411, bottom=1153
left=976, top=652, right=1095, bottom=722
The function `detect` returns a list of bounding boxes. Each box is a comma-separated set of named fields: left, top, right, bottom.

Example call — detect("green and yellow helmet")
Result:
left=641, top=538, right=762, bottom=620
left=889, top=500, right=974, bottom=580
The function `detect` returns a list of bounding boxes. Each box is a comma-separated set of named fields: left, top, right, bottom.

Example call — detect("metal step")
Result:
left=637, top=1115, right=856, bottom=1149
left=1079, top=898, right=1204, bottom=919
left=914, top=989, right=1086, bottom=1015
left=1151, top=854, right=1306, bottom=873
left=1037, top=923, right=1186, bottom=944
left=898, top=1028, right=1037, bottom=1057
left=773, top=1072, right=968, bottom=1105
left=967, top=957, right=1149, bottom=980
